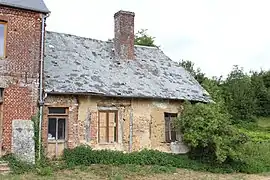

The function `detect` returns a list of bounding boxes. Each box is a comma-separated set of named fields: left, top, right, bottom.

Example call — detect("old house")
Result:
left=0, top=1, right=210, bottom=157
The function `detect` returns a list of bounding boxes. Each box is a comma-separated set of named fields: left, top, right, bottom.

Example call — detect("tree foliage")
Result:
left=134, top=29, right=157, bottom=47
left=251, top=71, right=270, bottom=117
left=223, top=66, right=256, bottom=121
left=180, top=59, right=270, bottom=121
left=178, top=101, right=246, bottom=163
left=179, top=60, right=206, bottom=84
left=176, top=78, right=247, bottom=163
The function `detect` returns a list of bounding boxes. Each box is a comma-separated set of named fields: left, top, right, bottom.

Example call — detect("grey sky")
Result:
left=44, top=0, right=270, bottom=77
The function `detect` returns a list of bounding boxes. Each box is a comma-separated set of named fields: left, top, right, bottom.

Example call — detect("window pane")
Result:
left=171, top=131, right=177, bottom=142
left=58, top=118, right=66, bottom=140
left=49, top=107, right=66, bottom=114
left=48, top=118, right=56, bottom=140
left=0, top=24, right=5, bottom=57
left=164, top=113, right=178, bottom=142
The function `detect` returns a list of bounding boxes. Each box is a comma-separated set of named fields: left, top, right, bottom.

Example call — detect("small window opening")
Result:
left=0, top=88, right=3, bottom=103
left=164, top=113, right=178, bottom=143
left=48, top=107, right=67, bottom=141
left=49, top=107, right=67, bottom=114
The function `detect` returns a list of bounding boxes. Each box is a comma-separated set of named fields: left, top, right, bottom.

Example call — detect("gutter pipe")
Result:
left=38, top=13, right=49, bottom=161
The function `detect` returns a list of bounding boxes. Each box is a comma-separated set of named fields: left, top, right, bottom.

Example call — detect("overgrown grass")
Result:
left=63, top=143, right=270, bottom=174
left=232, top=117, right=270, bottom=173
left=63, top=145, right=245, bottom=174
left=3, top=142, right=270, bottom=176
left=2, top=154, right=35, bottom=174
left=237, top=141, right=270, bottom=173
left=238, top=128, right=270, bottom=143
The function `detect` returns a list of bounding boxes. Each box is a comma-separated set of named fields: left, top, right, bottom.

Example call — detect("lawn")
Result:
left=1, top=165, right=269, bottom=180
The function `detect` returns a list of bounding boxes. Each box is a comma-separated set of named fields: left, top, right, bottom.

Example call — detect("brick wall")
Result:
left=0, top=6, right=43, bottom=151
left=114, top=11, right=135, bottom=60
left=43, top=95, right=79, bottom=157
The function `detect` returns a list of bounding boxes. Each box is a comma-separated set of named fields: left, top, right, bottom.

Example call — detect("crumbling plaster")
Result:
left=44, top=94, right=187, bottom=156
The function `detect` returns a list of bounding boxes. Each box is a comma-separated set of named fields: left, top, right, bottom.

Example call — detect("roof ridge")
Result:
left=46, top=31, right=112, bottom=44
left=46, top=31, right=160, bottom=50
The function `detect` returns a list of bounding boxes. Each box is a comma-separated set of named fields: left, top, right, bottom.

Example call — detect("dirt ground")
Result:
left=1, top=166, right=270, bottom=180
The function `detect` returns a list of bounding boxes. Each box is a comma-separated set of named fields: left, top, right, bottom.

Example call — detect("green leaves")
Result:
left=179, top=60, right=206, bottom=84
left=177, top=101, right=245, bottom=164
left=223, top=66, right=256, bottom=121
left=134, top=29, right=157, bottom=47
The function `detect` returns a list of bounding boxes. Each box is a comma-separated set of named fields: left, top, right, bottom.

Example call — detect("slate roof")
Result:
left=0, top=0, right=49, bottom=13
left=44, top=31, right=211, bottom=102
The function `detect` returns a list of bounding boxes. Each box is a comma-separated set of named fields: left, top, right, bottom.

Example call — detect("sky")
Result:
left=44, top=0, right=270, bottom=77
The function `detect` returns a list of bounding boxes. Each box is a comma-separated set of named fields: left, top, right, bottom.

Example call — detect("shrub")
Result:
left=63, top=145, right=243, bottom=173
left=236, top=142, right=270, bottom=173
left=36, top=166, right=53, bottom=176
left=176, top=101, right=247, bottom=164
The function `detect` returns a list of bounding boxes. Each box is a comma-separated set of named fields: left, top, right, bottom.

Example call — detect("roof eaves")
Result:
left=45, top=91, right=210, bottom=103
left=0, top=2, right=50, bottom=14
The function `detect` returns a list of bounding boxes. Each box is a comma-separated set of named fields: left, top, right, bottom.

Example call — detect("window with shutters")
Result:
left=164, top=113, right=177, bottom=143
left=48, top=107, right=68, bottom=141
left=98, top=110, right=118, bottom=143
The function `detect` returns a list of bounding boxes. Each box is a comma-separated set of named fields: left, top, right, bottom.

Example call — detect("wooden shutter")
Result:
left=108, top=112, right=117, bottom=142
left=99, top=112, right=107, bottom=143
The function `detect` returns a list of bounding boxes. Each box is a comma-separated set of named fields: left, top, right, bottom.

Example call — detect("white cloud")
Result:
left=44, top=0, right=270, bottom=77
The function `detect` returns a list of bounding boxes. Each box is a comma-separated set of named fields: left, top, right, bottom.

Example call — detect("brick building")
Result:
left=0, top=1, right=210, bottom=157
left=0, top=0, right=49, bottom=154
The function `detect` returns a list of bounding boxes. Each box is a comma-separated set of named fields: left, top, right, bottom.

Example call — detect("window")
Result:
left=49, top=107, right=67, bottom=114
left=0, top=22, right=7, bottom=58
left=48, top=107, right=68, bottom=141
left=164, top=113, right=177, bottom=142
left=98, top=110, right=118, bottom=143
left=0, top=88, right=3, bottom=103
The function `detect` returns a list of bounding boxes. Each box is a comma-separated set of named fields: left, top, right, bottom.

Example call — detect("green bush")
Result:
left=36, top=166, right=53, bottom=176
left=176, top=101, right=247, bottom=163
left=236, top=142, right=270, bottom=173
left=63, top=145, right=243, bottom=173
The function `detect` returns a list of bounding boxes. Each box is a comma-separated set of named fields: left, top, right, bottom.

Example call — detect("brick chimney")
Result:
left=114, top=10, right=135, bottom=60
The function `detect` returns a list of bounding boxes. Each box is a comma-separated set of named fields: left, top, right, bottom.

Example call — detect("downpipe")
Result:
left=38, top=13, right=49, bottom=161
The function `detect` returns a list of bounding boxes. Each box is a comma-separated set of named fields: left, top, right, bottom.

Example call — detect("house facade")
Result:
left=0, top=1, right=210, bottom=157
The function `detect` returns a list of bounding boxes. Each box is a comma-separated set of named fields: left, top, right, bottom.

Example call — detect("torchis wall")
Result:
left=43, top=95, right=189, bottom=157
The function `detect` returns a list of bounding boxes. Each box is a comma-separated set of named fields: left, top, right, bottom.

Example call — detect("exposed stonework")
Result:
left=0, top=6, right=43, bottom=152
left=43, top=95, right=188, bottom=157
left=12, top=120, right=35, bottom=164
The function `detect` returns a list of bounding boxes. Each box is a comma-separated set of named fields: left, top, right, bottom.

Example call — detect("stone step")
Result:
left=0, top=163, right=8, bottom=167
left=0, top=161, right=11, bottom=175
left=0, top=161, right=8, bottom=165
left=0, top=166, right=10, bottom=171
